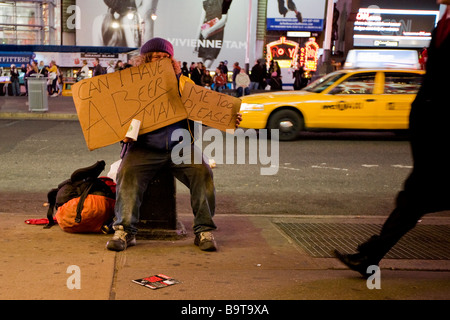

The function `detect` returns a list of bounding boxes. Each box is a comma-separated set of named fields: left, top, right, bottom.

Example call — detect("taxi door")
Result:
left=318, top=72, right=380, bottom=129
left=375, top=71, right=423, bottom=129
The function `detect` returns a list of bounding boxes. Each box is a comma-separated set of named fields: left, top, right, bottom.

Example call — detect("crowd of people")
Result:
left=2, top=57, right=134, bottom=96
left=1, top=60, right=65, bottom=97
left=177, top=58, right=302, bottom=97
left=2, top=55, right=315, bottom=99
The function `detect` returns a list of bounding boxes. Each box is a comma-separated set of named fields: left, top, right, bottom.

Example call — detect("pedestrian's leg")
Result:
left=12, top=81, right=18, bottom=96
left=52, top=79, right=57, bottom=95
left=334, top=188, right=426, bottom=277
left=357, top=191, right=425, bottom=262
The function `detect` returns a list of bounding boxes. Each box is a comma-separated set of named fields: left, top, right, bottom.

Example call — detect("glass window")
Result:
left=329, top=72, right=376, bottom=94
left=0, top=1, right=58, bottom=45
left=383, top=72, right=423, bottom=94
left=305, top=71, right=347, bottom=93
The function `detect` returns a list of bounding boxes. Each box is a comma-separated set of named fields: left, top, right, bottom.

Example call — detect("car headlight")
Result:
left=240, top=103, right=265, bottom=111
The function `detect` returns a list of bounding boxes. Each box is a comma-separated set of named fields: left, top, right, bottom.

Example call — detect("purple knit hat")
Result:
left=140, top=37, right=174, bottom=57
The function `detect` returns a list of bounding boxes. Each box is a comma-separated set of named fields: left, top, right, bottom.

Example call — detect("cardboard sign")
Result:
left=72, top=59, right=188, bottom=150
left=72, top=58, right=241, bottom=151
left=181, top=81, right=241, bottom=132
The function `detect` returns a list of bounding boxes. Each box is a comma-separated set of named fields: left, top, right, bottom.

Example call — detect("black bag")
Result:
left=44, top=160, right=115, bottom=230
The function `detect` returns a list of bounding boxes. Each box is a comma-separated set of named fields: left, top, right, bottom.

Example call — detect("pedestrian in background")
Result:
left=38, top=61, right=48, bottom=77
left=115, top=60, right=124, bottom=72
left=190, top=62, right=203, bottom=86
left=334, top=0, right=450, bottom=278
left=24, top=61, right=38, bottom=96
left=56, top=65, right=63, bottom=96
left=106, top=60, right=115, bottom=73
left=213, top=67, right=227, bottom=92
left=181, top=61, right=190, bottom=77
left=235, top=68, right=250, bottom=97
left=46, top=60, right=58, bottom=96
left=250, top=59, right=266, bottom=90
left=77, top=60, right=90, bottom=81
left=9, top=64, right=20, bottom=96
left=93, top=58, right=104, bottom=77
left=232, top=62, right=241, bottom=89
left=202, top=69, right=213, bottom=89
left=268, top=60, right=282, bottom=91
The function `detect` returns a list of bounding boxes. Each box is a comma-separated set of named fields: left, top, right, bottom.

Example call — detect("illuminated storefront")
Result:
left=0, top=0, right=60, bottom=45
left=299, top=38, right=319, bottom=72
left=266, top=36, right=300, bottom=69
left=265, top=36, right=320, bottom=88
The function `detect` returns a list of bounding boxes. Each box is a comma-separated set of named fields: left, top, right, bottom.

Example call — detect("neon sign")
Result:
left=299, top=38, right=319, bottom=71
left=266, top=37, right=299, bottom=68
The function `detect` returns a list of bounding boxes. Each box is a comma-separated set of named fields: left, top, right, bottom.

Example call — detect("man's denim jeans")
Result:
left=114, top=143, right=216, bottom=235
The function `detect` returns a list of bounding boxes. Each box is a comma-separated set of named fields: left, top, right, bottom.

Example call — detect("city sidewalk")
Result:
left=0, top=95, right=449, bottom=304
left=1, top=211, right=449, bottom=301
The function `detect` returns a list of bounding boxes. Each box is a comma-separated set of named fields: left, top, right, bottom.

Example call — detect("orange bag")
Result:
left=55, top=194, right=115, bottom=233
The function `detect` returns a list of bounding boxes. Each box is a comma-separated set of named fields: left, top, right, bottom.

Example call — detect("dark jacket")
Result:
left=190, top=67, right=203, bottom=86
left=93, top=64, right=104, bottom=77
left=136, top=120, right=192, bottom=151
left=250, top=63, right=263, bottom=82
left=10, top=68, right=19, bottom=82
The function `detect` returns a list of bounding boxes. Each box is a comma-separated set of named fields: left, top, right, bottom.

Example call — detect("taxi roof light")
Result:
left=344, top=49, right=420, bottom=70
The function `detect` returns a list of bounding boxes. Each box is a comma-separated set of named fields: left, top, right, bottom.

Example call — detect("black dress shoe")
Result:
left=333, top=249, right=373, bottom=279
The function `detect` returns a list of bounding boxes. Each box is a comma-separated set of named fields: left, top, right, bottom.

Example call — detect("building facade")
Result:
left=0, top=0, right=60, bottom=45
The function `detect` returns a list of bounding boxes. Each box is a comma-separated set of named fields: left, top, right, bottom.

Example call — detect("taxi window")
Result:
left=383, top=72, right=423, bottom=94
left=329, top=72, right=376, bottom=95
left=305, top=72, right=346, bottom=93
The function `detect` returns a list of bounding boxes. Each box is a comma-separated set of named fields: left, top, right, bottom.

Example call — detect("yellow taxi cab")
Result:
left=62, top=81, right=75, bottom=97
left=239, top=69, right=424, bottom=140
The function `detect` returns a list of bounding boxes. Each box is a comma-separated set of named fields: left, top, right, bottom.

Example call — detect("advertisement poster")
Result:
left=266, top=0, right=326, bottom=31
left=76, top=0, right=255, bottom=70
left=353, top=0, right=440, bottom=48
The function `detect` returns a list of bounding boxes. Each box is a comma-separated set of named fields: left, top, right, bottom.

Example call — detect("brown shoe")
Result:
left=106, top=226, right=136, bottom=252
left=194, top=231, right=217, bottom=251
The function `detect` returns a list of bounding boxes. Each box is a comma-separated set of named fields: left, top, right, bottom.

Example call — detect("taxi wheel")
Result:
left=268, top=109, right=303, bottom=141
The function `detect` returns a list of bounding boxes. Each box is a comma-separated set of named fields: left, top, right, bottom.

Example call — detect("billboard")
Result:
left=76, top=0, right=255, bottom=70
left=266, top=0, right=326, bottom=31
left=353, top=0, right=440, bottom=48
